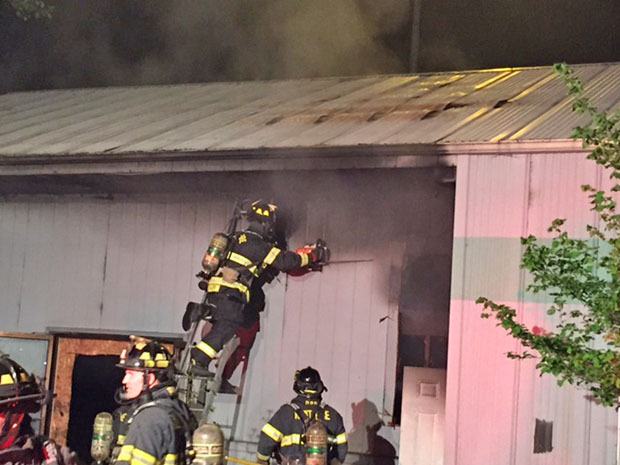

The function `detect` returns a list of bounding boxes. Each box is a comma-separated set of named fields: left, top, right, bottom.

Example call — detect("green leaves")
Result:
left=478, top=64, right=620, bottom=407
left=4, top=0, right=53, bottom=20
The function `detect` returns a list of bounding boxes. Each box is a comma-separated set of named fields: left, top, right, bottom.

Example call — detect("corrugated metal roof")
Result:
left=0, top=63, right=618, bottom=159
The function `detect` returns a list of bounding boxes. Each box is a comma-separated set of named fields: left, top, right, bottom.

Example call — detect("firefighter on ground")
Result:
left=0, top=353, right=79, bottom=465
left=190, top=200, right=329, bottom=377
left=112, top=337, right=197, bottom=465
left=257, top=367, right=347, bottom=465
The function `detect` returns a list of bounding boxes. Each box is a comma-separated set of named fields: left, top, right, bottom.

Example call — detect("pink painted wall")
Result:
left=446, top=152, right=616, bottom=465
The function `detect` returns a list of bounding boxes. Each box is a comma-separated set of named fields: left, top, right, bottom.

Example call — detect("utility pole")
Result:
left=409, top=0, right=423, bottom=73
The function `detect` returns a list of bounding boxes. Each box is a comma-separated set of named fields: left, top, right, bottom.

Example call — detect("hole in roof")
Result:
left=421, top=110, right=440, bottom=120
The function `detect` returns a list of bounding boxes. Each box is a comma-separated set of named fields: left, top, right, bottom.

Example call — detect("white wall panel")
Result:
left=0, top=202, right=27, bottom=329
left=448, top=152, right=617, bottom=465
left=0, top=200, right=109, bottom=332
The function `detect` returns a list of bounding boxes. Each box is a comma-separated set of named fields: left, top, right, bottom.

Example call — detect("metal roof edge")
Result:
left=0, top=144, right=443, bottom=175
left=0, top=140, right=586, bottom=176
left=436, top=138, right=586, bottom=156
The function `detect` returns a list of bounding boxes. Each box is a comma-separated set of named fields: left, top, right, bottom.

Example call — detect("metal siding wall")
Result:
left=447, top=154, right=529, bottom=465
left=0, top=201, right=28, bottom=329
left=99, top=199, right=206, bottom=333
left=0, top=200, right=109, bottom=331
left=447, top=153, right=617, bottom=465
left=0, top=170, right=454, bottom=461
left=0, top=197, right=230, bottom=333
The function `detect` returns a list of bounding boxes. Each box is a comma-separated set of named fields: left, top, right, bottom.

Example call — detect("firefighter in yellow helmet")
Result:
left=0, top=353, right=79, bottom=465
left=112, top=337, right=196, bottom=465
left=190, top=200, right=329, bottom=377
left=257, top=367, right=347, bottom=465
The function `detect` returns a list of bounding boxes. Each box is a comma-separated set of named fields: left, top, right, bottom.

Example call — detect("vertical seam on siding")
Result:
left=510, top=154, right=532, bottom=465
left=582, top=157, right=605, bottom=465
left=16, top=202, right=30, bottom=329
left=99, top=202, right=112, bottom=325
left=344, top=261, right=359, bottom=417
left=451, top=155, right=470, bottom=464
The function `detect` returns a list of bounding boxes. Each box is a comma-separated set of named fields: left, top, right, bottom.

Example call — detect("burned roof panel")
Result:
left=0, top=63, right=617, bottom=160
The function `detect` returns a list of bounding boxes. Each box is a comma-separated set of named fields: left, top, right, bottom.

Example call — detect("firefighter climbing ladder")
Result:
left=176, top=200, right=251, bottom=425
left=176, top=308, right=242, bottom=423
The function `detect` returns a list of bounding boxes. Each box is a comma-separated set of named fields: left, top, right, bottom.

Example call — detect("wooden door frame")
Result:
left=47, top=331, right=181, bottom=445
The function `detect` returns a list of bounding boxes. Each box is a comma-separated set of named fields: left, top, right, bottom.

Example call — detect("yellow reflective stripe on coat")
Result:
left=333, top=433, right=347, bottom=445
left=131, top=448, right=158, bottom=465
left=163, top=453, right=178, bottom=465
left=262, top=423, right=283, bottom=442
left=116, top=444, right=177, bottom=465
left=227, top=252, right=259, bottom=277
left=117, top=445, right=134, bottom=461
left=0, top=374, right=14, bottom=385
left=262, top=247, right=281, bottom=267
left=195, top=341, right=218, bottom=358
left=298, top=253, right=310, bottom=267
left=207, top=277, right=250, bottom=301
left=117, top=434, right=126, bottom=445
left=256, top=452, right=271, bottom=462
left=280, top=434, right=302, bottom=447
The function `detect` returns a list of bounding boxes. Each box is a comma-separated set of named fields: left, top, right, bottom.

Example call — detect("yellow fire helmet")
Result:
left=117, top=336, right=172, bottom=371
left=247, top=200, right=278, bottom=224
left=0, top=353, right=46, bottom=408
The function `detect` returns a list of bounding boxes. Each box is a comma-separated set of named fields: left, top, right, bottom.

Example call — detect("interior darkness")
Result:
left=393, top=182, right=454, bottom=424
left=67, top=355, right=123, bottom=464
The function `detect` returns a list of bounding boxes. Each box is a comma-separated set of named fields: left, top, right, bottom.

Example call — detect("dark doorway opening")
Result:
left=393, top=175, right=455, bottom=425
left=66, top=355, right=123, bottom=463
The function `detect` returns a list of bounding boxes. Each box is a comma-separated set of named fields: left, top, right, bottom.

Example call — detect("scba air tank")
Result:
left=202, top=233, right=230, bottom=275
left=305, top=421, right=328, bottom=465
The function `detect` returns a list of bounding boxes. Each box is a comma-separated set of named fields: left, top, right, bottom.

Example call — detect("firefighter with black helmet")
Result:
left=0, top=353, right=79, bottom=465
left=190, top=200, right=329, bottom=377
left=256, top=367, right=347, bottom=465
left=112, top=337, right=197, bottom=465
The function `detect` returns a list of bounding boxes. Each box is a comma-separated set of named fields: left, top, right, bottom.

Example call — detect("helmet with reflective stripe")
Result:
left=247, top=200, right=278, bottom=225
left=293, top=366, right=327, bottom=398
left=0, top=353, right=45, bottom=409
left=117, top=336, right=172, bottom=371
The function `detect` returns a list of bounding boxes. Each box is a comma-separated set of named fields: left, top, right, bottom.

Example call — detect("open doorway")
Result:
left=66, top=355, right=123, bottom=463
left=393, top=172, right=455, bottom=465
left=48, top=337, right=128, bottom=452
left=48, top=333, right=180, bottom=461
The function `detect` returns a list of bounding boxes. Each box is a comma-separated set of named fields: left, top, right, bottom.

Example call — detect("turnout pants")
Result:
left=191, top=292, right=244, bottom=367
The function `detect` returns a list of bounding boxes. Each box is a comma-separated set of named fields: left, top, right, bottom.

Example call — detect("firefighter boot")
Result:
left=189, top=345, right=216, bottom=377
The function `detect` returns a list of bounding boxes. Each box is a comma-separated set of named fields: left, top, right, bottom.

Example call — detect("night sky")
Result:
left=0, top=0, right=618, bottom=94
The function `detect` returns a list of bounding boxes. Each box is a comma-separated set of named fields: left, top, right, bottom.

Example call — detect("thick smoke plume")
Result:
left=0, top=0, right=411, bottom=92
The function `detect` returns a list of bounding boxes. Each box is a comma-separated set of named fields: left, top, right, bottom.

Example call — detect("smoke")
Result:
left=0, top=0, right=411, bottom=92
left=2, top=0, right=618, bottom=93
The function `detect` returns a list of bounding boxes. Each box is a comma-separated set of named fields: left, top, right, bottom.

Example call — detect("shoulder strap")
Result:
left=290, top=401, right=327, bottom=430
left=129, top=400, right=195, bottom=465
left=289, top=401, right=310, bottom=431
